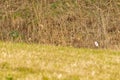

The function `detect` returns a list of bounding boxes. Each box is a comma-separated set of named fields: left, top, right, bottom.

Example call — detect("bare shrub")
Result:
left=0, top=0, right=120, bottom=48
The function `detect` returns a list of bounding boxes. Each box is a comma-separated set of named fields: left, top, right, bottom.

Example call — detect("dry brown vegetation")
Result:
left=0, top=0, right=120, bottom=48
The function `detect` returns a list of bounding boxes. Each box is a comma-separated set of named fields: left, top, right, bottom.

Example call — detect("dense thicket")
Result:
left=0, top=0, right=120, bottom=48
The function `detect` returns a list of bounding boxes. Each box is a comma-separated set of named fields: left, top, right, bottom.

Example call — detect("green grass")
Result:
left=0, top=41, right=120, bottom=80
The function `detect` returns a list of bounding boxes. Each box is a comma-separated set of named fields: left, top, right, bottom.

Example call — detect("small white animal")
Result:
left=94, top=41, right=99, bottom=47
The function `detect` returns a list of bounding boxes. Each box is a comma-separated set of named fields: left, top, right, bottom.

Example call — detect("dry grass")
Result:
left=0, top=41, right=120, bottom=80
left=0, top=0, right=120, bottom=48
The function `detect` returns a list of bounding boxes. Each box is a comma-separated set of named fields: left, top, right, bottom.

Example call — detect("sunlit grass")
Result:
left=0, top=41, right=120, bottom=80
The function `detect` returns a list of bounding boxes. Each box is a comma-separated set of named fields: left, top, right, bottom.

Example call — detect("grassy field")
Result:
left=0, top=41, right=120, bottom=80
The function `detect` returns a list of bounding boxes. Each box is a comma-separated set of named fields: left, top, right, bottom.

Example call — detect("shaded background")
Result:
left=0, top=0, right=120, bottom=49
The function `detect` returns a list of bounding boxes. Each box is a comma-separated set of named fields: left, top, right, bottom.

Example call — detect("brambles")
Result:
left=0, top=0, right=120, bottom=48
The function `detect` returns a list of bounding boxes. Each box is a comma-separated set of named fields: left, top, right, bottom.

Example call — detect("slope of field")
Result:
left=0, top=41, right=120, bottom=80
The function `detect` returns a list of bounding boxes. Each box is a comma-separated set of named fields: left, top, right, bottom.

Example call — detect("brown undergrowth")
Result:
left=0, top=0, right=120, bottom=48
